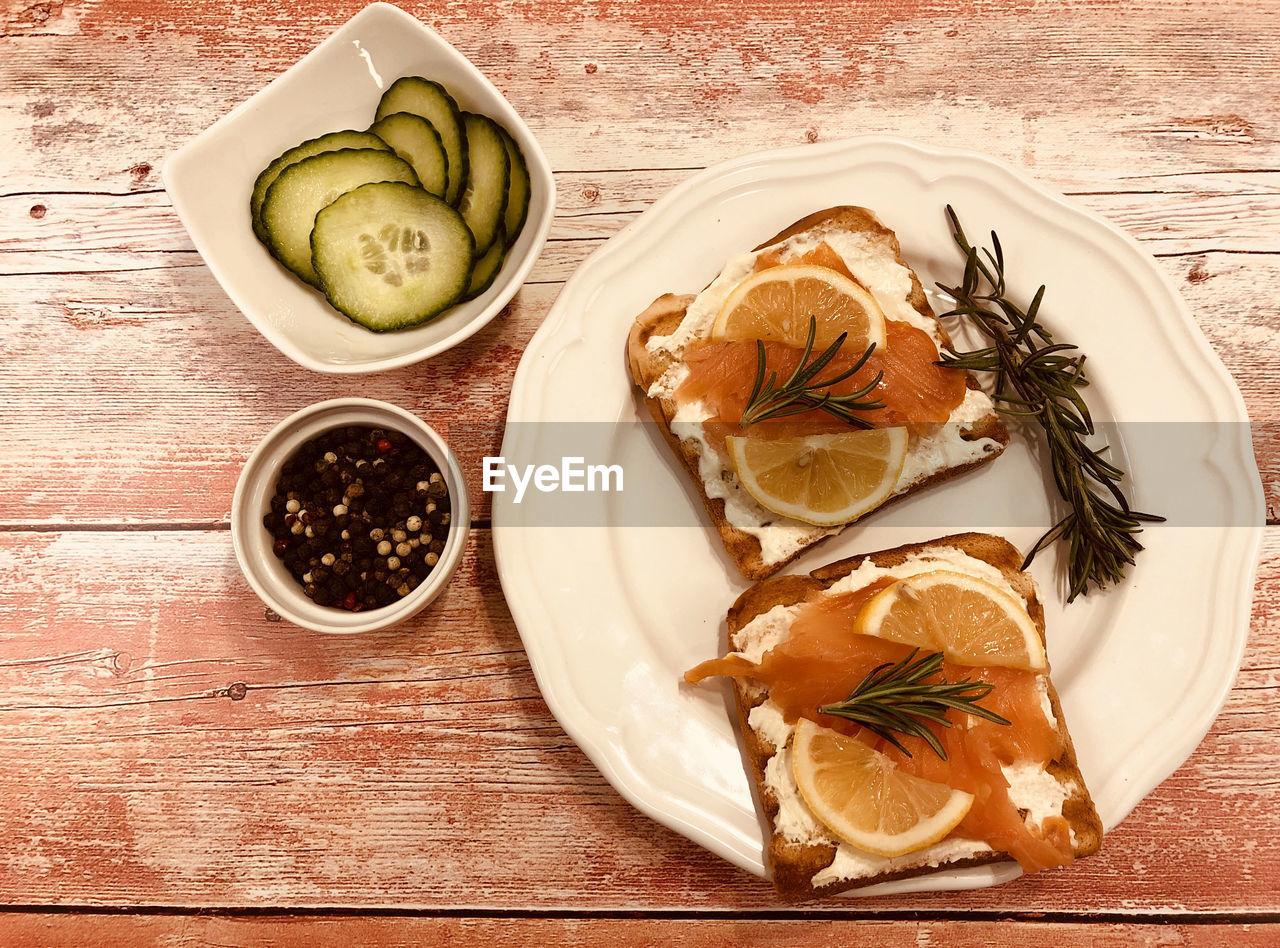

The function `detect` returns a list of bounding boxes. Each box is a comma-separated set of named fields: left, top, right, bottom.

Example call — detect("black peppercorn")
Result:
left=266, top=424, right=452, bottom=612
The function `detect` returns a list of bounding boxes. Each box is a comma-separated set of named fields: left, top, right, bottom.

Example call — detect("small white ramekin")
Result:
left=231, top=398, right=470, bottom=633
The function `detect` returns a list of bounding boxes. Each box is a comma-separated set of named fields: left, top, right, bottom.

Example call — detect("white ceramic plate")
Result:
left=163, top=2, right=555, bottom=374
left=492, top=138, right=1264, bottom=895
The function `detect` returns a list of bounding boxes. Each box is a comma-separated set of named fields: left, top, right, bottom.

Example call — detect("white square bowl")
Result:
left=163, top=2, right=555, bottom=374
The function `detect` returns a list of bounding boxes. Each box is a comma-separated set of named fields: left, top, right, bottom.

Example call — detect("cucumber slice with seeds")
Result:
left=456, top=112, right=509, bottom=255
left=311, top=181, right=474, bottom=332
left=495, top=125, right=531, bottom=248
left=251, top=130, right=390, bottom=244
left=369, top=112, right=449, bottom=199
left=461, top=222, right=506, bottom=301
left=375, top=77, right=468, bottom=205
left=261, top=148, right=419, bottom=286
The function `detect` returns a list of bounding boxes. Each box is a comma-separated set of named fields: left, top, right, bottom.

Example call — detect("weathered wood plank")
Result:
left=1, top=248, right=1275, bottom=525
left=0, top=267, right=550, bottom=524
left=5, top=178, right=1280, bottom=259
left=0, top=526, right=1274, bottom=910
left=3, top=915, right=1279, bottom=947
left=2, top=0, right=1279, bottom=925
left=2, top=2, right=1278, bottom=192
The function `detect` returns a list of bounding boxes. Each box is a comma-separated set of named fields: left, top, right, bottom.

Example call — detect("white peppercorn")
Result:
left=268, top=424, right=454, bottom=612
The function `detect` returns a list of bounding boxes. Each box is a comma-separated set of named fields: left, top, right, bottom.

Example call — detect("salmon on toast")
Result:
left=685, top=532, right=1102, bottom=901
left=626, top=206, right=1009, bottom=580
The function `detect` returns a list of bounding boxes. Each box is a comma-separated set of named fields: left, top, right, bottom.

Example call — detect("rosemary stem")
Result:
left=936, top=205, right=1164, bottom=601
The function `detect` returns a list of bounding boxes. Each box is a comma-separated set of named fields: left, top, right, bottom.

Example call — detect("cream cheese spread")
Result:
left=642, top=219, right=1003, bottom=566
left=730, top=546, right=1067, bottom=887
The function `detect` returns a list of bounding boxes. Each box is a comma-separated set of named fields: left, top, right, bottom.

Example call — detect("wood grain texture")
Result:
left=0, top=241, right=1275, bottom=525
left=0, top=527, right=1275, bottom=912
left=4, top=915, right=1280, bottom=947
left=4, top=1, right=1279, bottom=190
left=1, top=0, right=1278, bottom=932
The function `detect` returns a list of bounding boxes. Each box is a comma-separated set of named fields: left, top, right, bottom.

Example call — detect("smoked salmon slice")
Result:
left=679, top=240, right=967, bottom=432
left=677, top=319, right=967, bottom=431
left=686, top=585, right=1074, bottom=872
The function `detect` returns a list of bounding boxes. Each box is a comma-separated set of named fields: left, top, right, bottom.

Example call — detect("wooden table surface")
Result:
left=3, top=0, right=1278, bottom=943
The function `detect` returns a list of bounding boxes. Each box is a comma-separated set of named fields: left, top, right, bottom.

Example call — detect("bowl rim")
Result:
left=230, top=397, right=470, bottom=633
left=161, top=1, right=556, bottom=375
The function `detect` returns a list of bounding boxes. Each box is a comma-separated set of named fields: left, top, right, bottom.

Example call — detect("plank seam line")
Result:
left=1118, top=168, right=1280, bottom=180
left=4, top=164, right=1277, bottom=191
left=0, top=248, right=196, bottom=255
left=0, top=264, right=207, bottom=278
left=554, top=209, right=645, bottom=220
left=1064, top=189, right=1277, bottom=198
left=0, top=189, right=169, bottom=199
left=0, top=522, right=229, bottom=532
left=263, top=670, right=522, bottom=692
left=0, top=675, right=542, bottom=713
left=5, top=180, right=1279, bottom=203
left=0, top=270, right=557, bottom=286
left=1, top=519, right=1274, bottom=532
left=0, top=906, right=1276, bottom=923
left=0, top=519, right=495, bottom=532
left=1153, top=248, right=1280, bottom=258
left=554, top=166, right=707, bottom=175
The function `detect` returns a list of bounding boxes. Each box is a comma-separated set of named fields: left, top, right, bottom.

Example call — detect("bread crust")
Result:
left=626, top=207, right=1009, bottom=580
left=723, top=532, right=1103, bottom=901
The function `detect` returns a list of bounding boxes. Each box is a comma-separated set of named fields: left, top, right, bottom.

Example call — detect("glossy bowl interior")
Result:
left=163, top=2, right=555, bottom=373
left=232, top=398, right=470, bottom=633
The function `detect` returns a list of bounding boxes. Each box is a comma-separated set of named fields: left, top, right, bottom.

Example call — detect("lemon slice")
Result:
left=791, top=717, right=974, bottom=857
left=711, top=264, right=887, bottom=353
left=854, top=570, right=1047, bottom=671
left=726, top=428, right=908, bottom=526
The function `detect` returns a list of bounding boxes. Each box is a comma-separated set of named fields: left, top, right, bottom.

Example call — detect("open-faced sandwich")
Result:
left=626, top=207, right=1009, bottom=580
left=686, top=532, right=1102, bottom=901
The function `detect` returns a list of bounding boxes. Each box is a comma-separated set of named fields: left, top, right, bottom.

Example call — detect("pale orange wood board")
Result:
left=4, top=1, right=1279, bottom=191
left=3, top=915, right=1280, bottom=947
left=1, top=0, right=1278, bottom=927
left=0, top=528, right=1275, bottom=911
left=0, top=249, right=1275, bottom=525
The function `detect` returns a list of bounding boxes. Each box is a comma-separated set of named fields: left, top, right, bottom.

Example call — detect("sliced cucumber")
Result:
left=369, top=112, right=449, bottom=199
left=261, top=149, right=419, bottom=286
left=251, top=130, right=390, bottom=244
left=375, top=77, right=468, bottom=205
left=495, top=125, right=531, bottom=248
left=456, top=113, right=509, bottom=255
left=311, top=181, right=475, bottom=332
left=461, top=222, right=506, bottom=301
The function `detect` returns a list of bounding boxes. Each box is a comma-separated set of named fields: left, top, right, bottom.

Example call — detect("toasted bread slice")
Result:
left=626, top=207, right=1009, bottom=580
left=714, top=532, right=1101, bottom=901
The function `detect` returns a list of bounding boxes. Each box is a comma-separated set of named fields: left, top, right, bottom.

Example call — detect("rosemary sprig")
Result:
left=936, top=205, right=1164, bottom=602
left=817, top=649, right=1009, bottom=760
left=740, top=316, right=885, bottom=428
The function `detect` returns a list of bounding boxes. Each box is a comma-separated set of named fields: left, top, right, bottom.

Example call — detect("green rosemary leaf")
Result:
left=936, top=205, right=1165, bottom=601
left=739, top=315, right=885, bottom=428
left=817, top=649, right=1010, bottom=761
